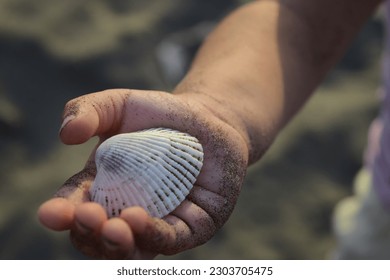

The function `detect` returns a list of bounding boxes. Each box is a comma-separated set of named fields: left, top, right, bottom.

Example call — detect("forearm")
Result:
left=174, top=0, right=382, bottom=163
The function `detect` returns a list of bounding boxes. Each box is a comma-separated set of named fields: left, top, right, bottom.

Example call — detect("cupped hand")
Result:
left=38, top=89, right=249, bottom=259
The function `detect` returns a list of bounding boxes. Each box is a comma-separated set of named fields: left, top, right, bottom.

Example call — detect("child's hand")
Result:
left=38, top=89, right=248, bottom=259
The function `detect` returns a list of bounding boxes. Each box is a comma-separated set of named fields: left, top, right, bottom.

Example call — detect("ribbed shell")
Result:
left=89, top=128, right=203, bottom=218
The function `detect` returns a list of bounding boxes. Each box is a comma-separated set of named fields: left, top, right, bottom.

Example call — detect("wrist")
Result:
left=173, top=82, right=277, bottom=164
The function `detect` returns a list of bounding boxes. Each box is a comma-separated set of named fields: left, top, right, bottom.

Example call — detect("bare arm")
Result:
left=175, top=0, right=383, bottom=163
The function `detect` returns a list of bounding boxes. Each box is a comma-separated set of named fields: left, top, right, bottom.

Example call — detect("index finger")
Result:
left=37, top=164, right=96, bottom=231
left=37, top=198, right=75, bottom=231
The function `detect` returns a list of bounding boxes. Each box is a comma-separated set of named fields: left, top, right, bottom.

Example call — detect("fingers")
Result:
left=120, top=202, right=216, bottom=256
left=58, top=89, right=198, bottom=145
left=70, top=203, right=109, bottom=258
left=70, top=203, right=133, bottom=259
left=71, top=204, right=152, bottom=259
left=74, top=202, right=107, bottom=232
left=120, top=207, right=179, bottom=255
left=58, top=89, right=176, bottom=145
left=119, top=207, right=149, bottom=234
left=38, top=198, right=75, bottom=231
left=59, top=89, right=130, bottom=145
left=38, top=164, right=96, bottom=231
left=100, top=218, right=134, bottom=259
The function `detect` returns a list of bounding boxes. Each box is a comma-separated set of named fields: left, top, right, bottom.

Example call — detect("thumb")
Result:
left=59, top=89, right=129, bottom=145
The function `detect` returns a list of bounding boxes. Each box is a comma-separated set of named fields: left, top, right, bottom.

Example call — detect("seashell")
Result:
left=89, top=128, right=204, bottom=218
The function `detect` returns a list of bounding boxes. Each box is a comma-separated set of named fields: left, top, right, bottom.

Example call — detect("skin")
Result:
left=38, top=0, right=383, bottom=259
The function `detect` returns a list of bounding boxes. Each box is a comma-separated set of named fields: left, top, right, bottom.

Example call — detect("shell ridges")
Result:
left=89, top=128, right=203, bottom=218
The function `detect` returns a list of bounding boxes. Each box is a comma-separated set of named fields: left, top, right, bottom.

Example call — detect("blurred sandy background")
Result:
left=0, top=0, right=384, bottom=259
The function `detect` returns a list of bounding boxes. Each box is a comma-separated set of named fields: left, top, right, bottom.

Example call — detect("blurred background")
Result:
left=0, top=0, right=384, bottom=259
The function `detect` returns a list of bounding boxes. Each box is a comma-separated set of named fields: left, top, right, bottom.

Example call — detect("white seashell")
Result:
left=89, top=128, right=204, bottom=218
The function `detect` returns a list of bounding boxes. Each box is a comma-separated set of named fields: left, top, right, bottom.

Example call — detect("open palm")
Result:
left=38, top=89, right=249, bottom=259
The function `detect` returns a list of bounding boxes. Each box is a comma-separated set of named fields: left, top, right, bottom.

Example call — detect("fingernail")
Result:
left=75, top=220, right=92, bottom=235
left=59, top=115, right=75, bottom=135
